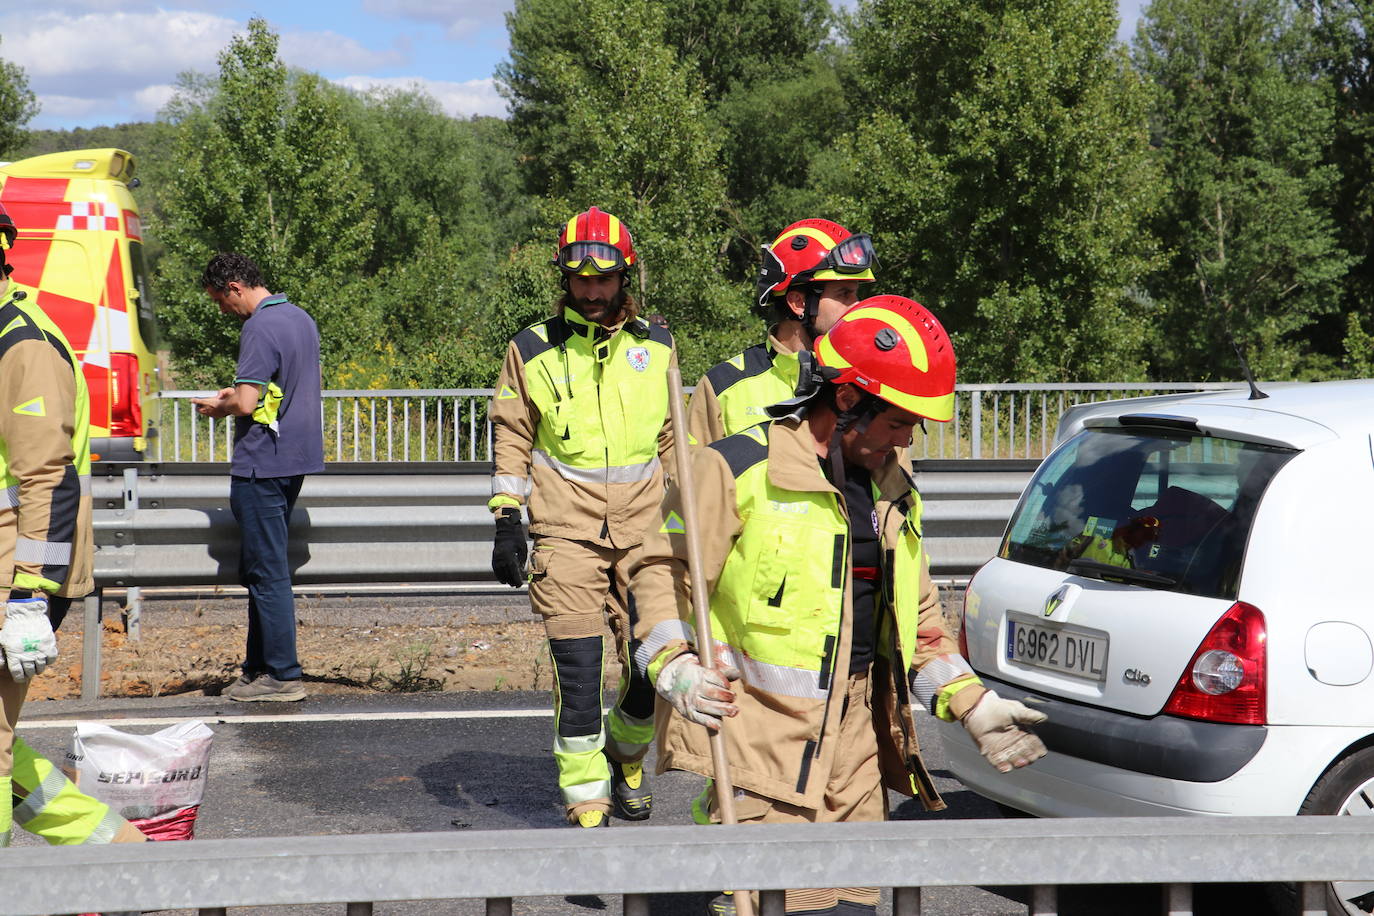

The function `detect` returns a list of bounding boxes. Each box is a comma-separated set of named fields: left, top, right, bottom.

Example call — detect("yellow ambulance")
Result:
left=0, top=148, right=159, bottom=460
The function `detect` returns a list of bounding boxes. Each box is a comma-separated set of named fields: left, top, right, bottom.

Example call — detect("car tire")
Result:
left=1271, top=746, right=1374, bottom=916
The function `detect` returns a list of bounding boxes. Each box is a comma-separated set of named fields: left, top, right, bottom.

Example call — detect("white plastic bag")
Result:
left=64, top=720, right=213, bottom=841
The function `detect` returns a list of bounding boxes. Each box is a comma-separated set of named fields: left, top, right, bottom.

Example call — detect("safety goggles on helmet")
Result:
left=811, top=233, right=877, bottom=276
left=555, top=240, right=628, bottom=276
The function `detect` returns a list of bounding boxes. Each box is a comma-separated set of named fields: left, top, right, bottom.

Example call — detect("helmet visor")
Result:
left=557, top=241, right=626, bottom=275
left=823, top=234, right=877, bottom=273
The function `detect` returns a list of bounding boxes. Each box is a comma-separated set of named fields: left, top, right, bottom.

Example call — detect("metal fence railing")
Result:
left=152, top=389, right=495, bottom=464
left=2, top=816, right=1362, bottom=915
left=149, top=383, right=1254, bottom=463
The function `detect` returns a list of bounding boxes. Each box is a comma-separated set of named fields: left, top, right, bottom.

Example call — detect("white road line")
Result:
left=18, top=708, right=555, bottom=730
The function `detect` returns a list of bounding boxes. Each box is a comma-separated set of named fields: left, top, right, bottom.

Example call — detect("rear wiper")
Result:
left=1066, top=558, right=1178, bottom=587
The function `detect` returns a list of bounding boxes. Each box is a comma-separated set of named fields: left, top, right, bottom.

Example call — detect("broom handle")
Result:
left=666, top=365, right=754, bottom=916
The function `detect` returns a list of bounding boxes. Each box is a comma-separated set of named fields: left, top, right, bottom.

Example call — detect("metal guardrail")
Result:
left=149, top=383, right=1253, bottom=463
left=78, top=460, right=1034, bottom=701
left=0, top=816, right=1358, bottom=915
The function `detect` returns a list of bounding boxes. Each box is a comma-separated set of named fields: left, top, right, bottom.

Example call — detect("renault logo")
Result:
left=1044, top=584, right=1072, bottom=618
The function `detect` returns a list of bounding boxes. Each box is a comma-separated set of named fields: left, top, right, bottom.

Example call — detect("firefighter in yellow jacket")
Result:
left=0, top=204, right=146, bottom=851
left=632, top=296, right=1047, bottom=915
left=488, top=206, right=675, bottom=827
left=685, top=219, right=876, bottom=448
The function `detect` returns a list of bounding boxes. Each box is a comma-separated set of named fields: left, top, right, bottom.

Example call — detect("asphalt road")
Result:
left=12, top=689, right=1281, bottom=916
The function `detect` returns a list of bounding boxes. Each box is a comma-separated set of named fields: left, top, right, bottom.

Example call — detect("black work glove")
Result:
left=491, top=507, right=528, bottom=587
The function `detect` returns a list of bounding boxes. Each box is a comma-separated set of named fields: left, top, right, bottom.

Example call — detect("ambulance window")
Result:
left=128, top=240, right=158, bottom=348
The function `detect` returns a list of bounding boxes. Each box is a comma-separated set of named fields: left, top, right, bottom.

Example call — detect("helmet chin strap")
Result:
left=801, top=284, right=824, bottom=344
left=825, top=389, right=883, bottom=494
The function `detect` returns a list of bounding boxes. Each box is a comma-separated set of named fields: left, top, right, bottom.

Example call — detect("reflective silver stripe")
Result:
left=12, top=766, right=67, bottom=826
left=562, top=778, right=612, bottom=806
left=716, top=642, right=829, bottom=701
left=634, top=619, right=694, bottom=673
left=606, top=708, right=654, bottom=757
left=917, top=653, right=975, bottom=689
left=910, top=655, right=974, bottom=714
left=0, top=475, right=89, bottom=508
left=86, top=806, right=123, bottom=845
left=491, top=475, right=531, bottom=497
left=533, top=449, right=661, bottom=485
left=15, top=537, right=71, bottom=565
left=606, top=734, right=650, bottom=758
left=554, top=732, right=605, bottom=754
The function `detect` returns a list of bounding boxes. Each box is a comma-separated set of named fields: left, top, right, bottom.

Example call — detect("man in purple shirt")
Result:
left=191, top=253, right=324, bottom=702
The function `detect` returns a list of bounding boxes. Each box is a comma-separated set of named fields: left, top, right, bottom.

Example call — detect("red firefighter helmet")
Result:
left=0, top=202, right=16, bottom=277
left=554, top=206, right=637, bottom=276
left=814, top=295, right=957, bottom=422
left=755, top=218, right=877, bottom=306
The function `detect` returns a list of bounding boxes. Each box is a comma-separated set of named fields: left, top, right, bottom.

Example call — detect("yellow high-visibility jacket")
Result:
left=489, top=307, right=676, bottom=548
left=631, top=417, right=984, bottom=811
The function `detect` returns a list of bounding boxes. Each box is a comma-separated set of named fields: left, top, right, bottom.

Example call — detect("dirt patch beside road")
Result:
left=21, top=584, right=963, bottom=703
left=25, top=594, right=584, bottom=703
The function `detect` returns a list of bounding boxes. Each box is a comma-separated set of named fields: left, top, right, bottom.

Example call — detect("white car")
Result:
left=938, top=379, right=1374, bottom=916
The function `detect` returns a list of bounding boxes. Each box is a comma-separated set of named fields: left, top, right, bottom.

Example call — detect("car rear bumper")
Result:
left=938, top=674, right=1323, bottom=817
left=977, top=673, right=1267, bottom=782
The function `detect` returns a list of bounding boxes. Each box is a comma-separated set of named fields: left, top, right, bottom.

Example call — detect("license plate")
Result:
left=1006, top=614, right=1109, bottom=681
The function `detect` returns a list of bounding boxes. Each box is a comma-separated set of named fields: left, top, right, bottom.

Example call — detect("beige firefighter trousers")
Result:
left=708, top=669, right=885, bottom=912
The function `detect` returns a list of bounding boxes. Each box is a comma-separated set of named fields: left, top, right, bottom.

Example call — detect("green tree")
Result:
left=831, top=0, right=1162, bottom=382
left=1312, top=0, right=1374, bottom=374
left=1136, top=0, right=1349, bottom=379
left=498, top=0, right=749, bottom=380
left=342, top=89, right=534, bottom=273
left=152, top=18, right=375, bottom=386
left=0, top=36, right=38, bottom=158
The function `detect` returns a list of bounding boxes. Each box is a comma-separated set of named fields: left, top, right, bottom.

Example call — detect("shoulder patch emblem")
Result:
left=626, top=346, right=650, bottom=372
left=0, top=317, right=25, bottom=338
left=531, top=325, right=549, bottom=342
left=728, top=353, right=745, bottom=370
left=743, top=425, right=768, bottom=445
left=660, top=511, right=686, bottom=534
left=12, top=396, right=44, bottom=417
left=497, top=384, right=519, bottom=400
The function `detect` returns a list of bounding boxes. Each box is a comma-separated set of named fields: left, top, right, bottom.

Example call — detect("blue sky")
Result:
left=7, top=0, right=1149, bottom=132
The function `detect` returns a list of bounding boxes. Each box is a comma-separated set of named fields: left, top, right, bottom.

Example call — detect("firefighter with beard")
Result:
left=487, top=206, right=676, bottom=827
left=0, top=204, right=147, bottom=856
left=632, top=296, right=1047, bottom=915
left=685, top=219, right=877, bottom=448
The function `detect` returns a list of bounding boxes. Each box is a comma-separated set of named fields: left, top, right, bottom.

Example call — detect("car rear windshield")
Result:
left=1001, top=428, right=1296, bottom=599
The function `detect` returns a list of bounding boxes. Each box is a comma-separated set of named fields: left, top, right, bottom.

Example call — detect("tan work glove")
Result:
left=655, top=653, right=741, bottom=731
left=961, top=690, right=1048, bottom=772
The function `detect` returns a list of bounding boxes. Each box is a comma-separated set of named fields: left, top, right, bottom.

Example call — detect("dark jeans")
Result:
left=230, top=473, right=304, bottom=681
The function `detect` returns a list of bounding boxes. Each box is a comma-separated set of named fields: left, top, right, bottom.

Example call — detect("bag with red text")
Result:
left=64, top=720, right=214, bottom=842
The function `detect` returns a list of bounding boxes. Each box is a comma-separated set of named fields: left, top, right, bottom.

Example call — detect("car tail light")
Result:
left=1161, top=601, right=1266, bottom=725
left=108, top=352, right=143, bottom=437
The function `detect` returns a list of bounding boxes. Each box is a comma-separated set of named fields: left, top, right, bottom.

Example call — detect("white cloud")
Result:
left=336, top=75, right=507, bottom=119
left=31, top=94, right=110, bottom=119
left=2, top=10, right=235, bottom=84
left=5, top=8, right=415, bottom=129
left=360, top=0, right=511, bottom=40
left=133, top=83, right=178, bottom=113
left=279, top=30, right=403, bottom=72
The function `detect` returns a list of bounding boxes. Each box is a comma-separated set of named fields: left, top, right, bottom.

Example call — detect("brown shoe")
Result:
left=224, top=674, right=305, bottom=702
